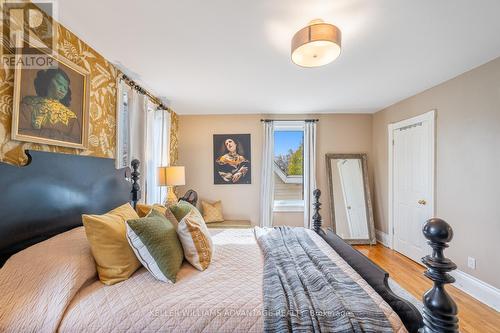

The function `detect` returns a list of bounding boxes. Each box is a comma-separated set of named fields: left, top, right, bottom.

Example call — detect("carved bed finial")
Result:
left=421, top=218, right=459, bottom=333
left=130, top=159, right=141, bottom=209
left=312, top=189, right=323, bottom=234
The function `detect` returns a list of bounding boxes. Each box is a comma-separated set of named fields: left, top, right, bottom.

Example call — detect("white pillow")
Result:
left=176, top=209, right=214, bottom=271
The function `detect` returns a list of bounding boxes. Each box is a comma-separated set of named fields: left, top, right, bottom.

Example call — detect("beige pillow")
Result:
left=201, top=200, right=224, bottom=223
left=177, top=209, right=213, bottom=271
left=82, top=203, right=141, bottom=285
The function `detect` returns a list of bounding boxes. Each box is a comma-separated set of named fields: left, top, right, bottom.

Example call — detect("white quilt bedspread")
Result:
left=60, top=228, right=265, bottom=333
left=0, top=227, right=97, bottom=333
left=59, top=228, right=406, bottom=333
left=1, top=227, right=406, bottom=333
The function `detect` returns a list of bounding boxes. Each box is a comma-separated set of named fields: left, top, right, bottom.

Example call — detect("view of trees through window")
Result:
left=274, top=131, right=304, bottom=202
left=275, top=141, right=303, bottom=175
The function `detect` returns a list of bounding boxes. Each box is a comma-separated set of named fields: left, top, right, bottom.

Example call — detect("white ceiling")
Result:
left=55, top=0, right=500, bottom=115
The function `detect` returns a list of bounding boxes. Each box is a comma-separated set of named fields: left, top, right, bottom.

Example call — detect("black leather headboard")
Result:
left=0, top=150, right=133, bottom=266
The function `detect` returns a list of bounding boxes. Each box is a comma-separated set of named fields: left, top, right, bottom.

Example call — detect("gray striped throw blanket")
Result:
left=256, top=227, right=393, bottom=333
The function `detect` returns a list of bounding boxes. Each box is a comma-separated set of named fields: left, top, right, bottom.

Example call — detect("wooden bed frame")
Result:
left=0, top=151, right=459, bottom=333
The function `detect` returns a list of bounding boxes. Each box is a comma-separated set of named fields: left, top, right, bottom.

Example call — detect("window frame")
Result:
left=272, top=121, right=305, bottom=212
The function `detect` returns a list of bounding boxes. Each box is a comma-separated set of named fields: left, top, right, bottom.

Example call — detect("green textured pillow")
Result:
left=126, top=209, right=184, bottom=283
left=168, top=200, right=202, bottom=221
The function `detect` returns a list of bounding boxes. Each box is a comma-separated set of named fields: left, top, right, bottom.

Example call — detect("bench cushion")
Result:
left=206, top=220, right=252, bottom=229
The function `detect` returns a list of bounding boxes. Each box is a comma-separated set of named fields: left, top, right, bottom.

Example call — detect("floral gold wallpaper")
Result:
left=169, top=111, right=179, bottom=164
left=0, top=17, right=117, bottom=165
left=0, top=7, right=178, bottom=166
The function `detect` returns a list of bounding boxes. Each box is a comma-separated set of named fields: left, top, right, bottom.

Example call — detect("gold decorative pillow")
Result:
left=136, top=203, right=179, bottom=229
left=201, top=200, right=224, bottom=223
left=176, top=209, right=213, bottom=271
left=82, top=203, right=141, bottom=285
left=136, top=203, right=156, bottom=217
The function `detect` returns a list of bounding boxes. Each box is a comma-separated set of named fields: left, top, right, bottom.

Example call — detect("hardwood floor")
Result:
left=354, top=244, right=500, bottom=333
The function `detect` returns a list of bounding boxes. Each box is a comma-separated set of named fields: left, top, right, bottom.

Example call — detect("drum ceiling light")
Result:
left=291, top=19, right=342, bottom=68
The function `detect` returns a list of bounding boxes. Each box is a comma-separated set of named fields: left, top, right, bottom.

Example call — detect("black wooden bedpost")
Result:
left=130, top=159, right=141, bottom=209
left=312, top=189, right=323, bottom=234
left=421, top=218, right=459, bottom=333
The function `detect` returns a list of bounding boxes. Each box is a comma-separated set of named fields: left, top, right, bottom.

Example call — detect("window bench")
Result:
left=206, top=220, right=252, bottom=229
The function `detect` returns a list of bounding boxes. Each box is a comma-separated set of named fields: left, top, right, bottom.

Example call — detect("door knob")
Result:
left=418, top=199, right=427, bottom=205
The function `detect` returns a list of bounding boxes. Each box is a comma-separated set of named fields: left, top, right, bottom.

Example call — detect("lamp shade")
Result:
left=158, top=166, right=185, bottom=186
left=291, top=19, right=342, bottom=68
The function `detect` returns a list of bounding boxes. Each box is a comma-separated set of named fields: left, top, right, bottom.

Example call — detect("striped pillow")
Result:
left=176, top=209, right=213, bottom=271
left=126, top=209, right=184, bottom=283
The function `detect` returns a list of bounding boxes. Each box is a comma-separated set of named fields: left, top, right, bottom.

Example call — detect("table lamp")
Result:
left=158, top=166, right=185, bottom=205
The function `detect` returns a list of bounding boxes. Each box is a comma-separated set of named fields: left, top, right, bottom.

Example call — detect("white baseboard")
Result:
left=373, top=230, right=499, bottom=311
left=451, top=270, right=500, bottom=312
left=375, top=230, right=390, bottom=247
left=375, top=230, right=500, bottom=312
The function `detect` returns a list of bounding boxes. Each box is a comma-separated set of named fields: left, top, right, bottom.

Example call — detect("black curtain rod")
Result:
left=121, top=74, right=171, bottom=112
left=260, top=119, right=319, bottom=122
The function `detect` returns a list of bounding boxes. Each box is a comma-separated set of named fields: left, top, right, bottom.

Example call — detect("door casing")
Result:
left=388, top=110, right=436, bottom=250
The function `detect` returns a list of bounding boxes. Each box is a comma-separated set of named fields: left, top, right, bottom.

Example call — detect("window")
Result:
left=273, top=122, right=304, bottom=212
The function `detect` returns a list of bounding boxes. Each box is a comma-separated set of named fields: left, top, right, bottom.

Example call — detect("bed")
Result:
left=0, top=151, right=459, bottom=333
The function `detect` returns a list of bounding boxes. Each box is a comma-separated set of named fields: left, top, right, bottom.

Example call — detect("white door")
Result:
left=337, top=159, right=369, bottom=238
left=390, top=111, right=435, bottom=263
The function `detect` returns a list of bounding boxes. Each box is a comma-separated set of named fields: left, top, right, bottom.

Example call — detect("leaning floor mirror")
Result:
left=326, top=153, right=376, bottom=244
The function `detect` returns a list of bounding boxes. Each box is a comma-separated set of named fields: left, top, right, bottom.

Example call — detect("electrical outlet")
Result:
left=467, top=256, right=476, bottom=270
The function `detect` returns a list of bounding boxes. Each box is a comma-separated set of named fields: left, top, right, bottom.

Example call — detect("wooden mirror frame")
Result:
left=325, top=153, right=376, bottom=245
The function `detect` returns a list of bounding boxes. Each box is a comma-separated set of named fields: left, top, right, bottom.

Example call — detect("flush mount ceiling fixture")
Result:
left=291, top=19, right=342, bottom=68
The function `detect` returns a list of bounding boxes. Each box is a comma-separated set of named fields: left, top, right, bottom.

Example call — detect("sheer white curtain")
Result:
left=260, top=121, right=274, bottom=227
left=303, top=121, right=317, bottom=228
left=144, top=102, right=170, bottom=204
left=115, top=80, right=131, bottom=169
left=116, top=80, right=171, bottom=204
left=128, top=89, right=148, bottom=200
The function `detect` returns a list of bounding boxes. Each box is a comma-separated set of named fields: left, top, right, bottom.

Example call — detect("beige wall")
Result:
left=178, top=115, right=261, bottom=225
left=178, top=57, right=500, bottom=288
left=178, top=114, right=373, bottom=229
left=372, top=57, right=500, bottom=288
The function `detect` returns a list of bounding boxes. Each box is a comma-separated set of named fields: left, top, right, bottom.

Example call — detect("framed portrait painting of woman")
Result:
left=11, top=46, right=90, bottom=149
left=213, top=134, right=251, bottom=184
